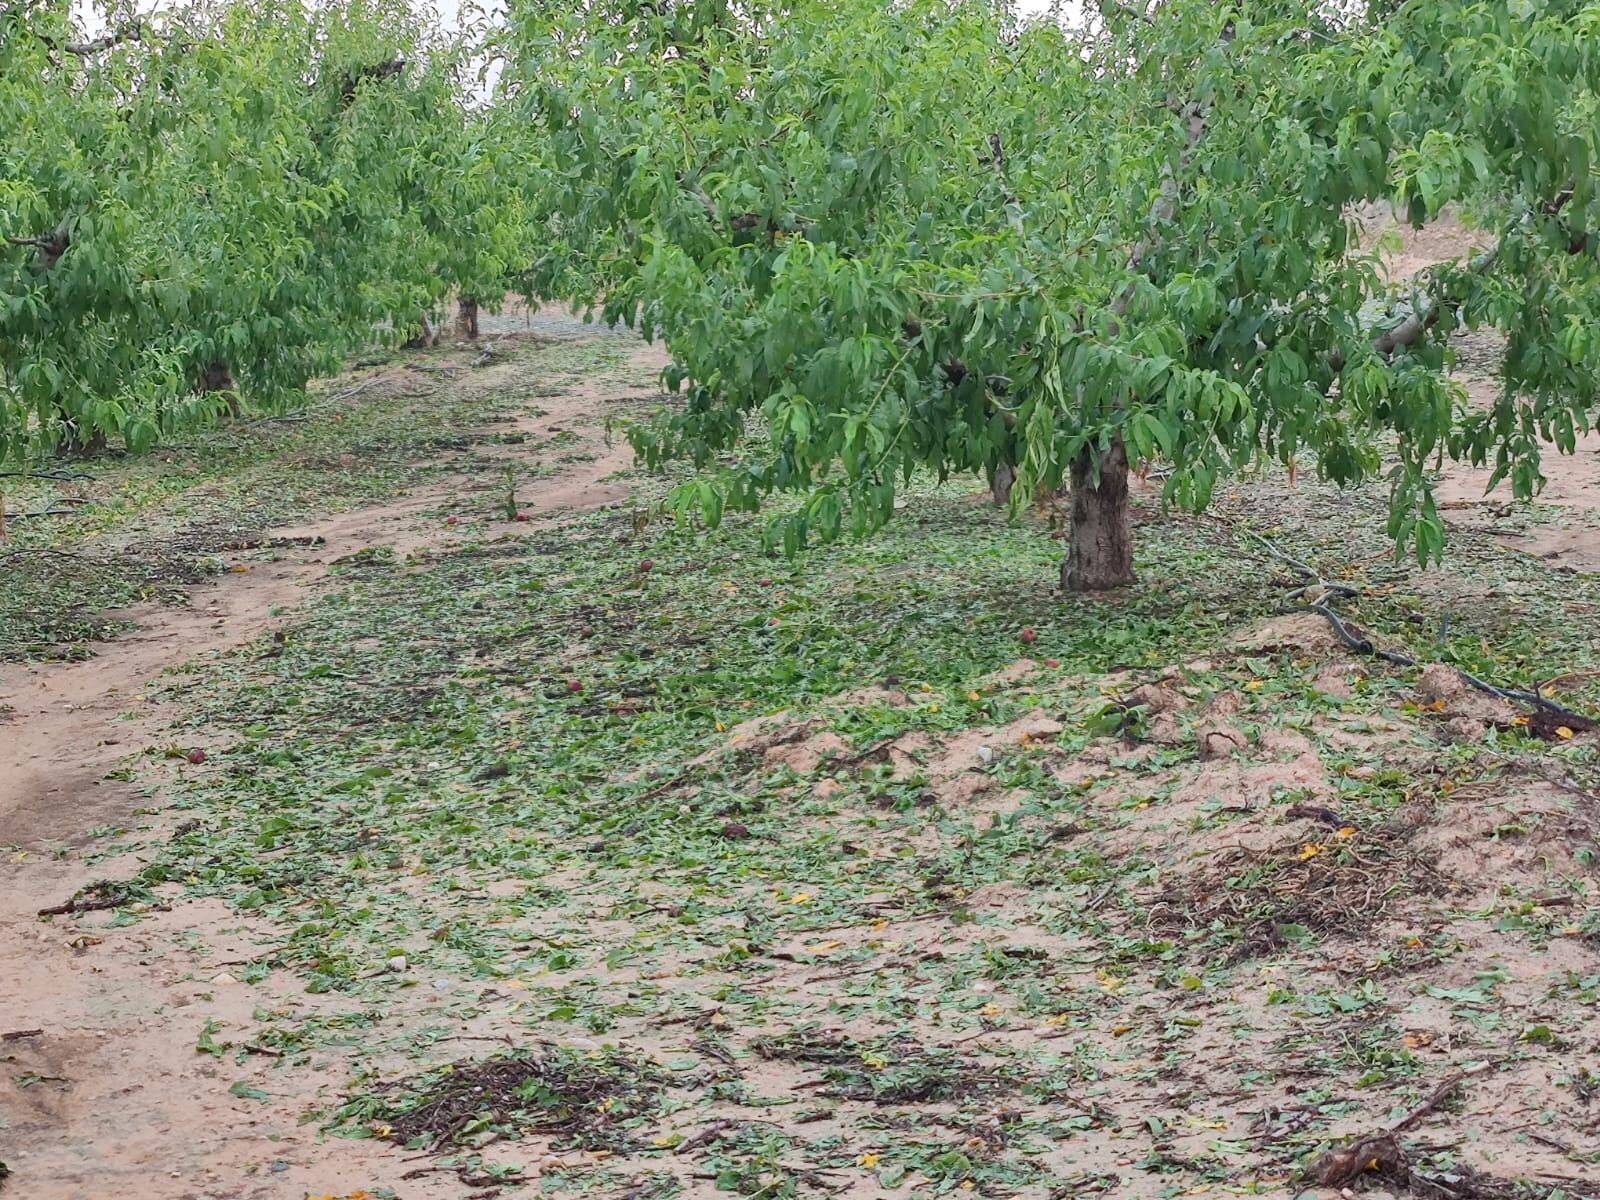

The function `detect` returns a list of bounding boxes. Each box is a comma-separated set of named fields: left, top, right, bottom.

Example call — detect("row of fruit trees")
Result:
left=5, top=0, right=1597, bottom=585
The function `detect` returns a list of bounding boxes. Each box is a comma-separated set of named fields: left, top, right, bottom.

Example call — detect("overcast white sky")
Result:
left=76, top=0, right=1071, bottom=38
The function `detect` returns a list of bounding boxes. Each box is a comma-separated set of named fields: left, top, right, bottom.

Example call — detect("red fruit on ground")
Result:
left=445, top=515, right=458, bottom=526
left=759, top=578, right=772, bottom=586
left=1046, top=658, right=1061, bottom=668
left=1021, top=628, right=1037, bottom=643
left=767, top=617, right=780, bottom=626
left=187, top=749, right=207, bottom=765
left=639, top=559, right=654, bottom=571
left=515, top=511, right=529, bottom=522
left=567, top=680, right=583, bottom=693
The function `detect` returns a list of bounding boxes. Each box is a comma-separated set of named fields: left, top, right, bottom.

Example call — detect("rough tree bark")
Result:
left=7, top=229, right=70, bottom=272
left=199, top=360, right=235, bottom=392
left=1058, top=22, right=1226, bottom=594
left=990, top=461, right=1015, bottom=506
left=456, top=296, right=480, bottom=340
left=1062, top=438, right=1134, bottom=591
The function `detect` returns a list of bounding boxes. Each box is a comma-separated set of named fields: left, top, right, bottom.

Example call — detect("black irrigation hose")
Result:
left=1305, top=599, right=1588, bottom=719
left=3, top=508, right=77, bottom=524
left=4, top=507, right=76, bottom=523
left=0, top=469, right=94, bottom=481
left=1242, top=531, right=1594, bottom=724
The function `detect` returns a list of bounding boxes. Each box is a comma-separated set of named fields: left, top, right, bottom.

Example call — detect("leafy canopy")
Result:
left=1, top=0, right=535, bottom=462
left=511, top=0, right=1600, bottom=560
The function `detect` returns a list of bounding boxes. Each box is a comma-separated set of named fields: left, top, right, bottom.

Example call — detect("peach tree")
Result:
left=513, top=0, right=1599, bottom=589
left=1, top=0, right=519, bottom=461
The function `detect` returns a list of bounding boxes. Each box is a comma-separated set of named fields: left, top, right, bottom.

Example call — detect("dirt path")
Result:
left=0, top=336, right=666, bottom=1200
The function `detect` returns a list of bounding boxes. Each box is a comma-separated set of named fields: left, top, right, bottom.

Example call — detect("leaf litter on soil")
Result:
left=750, top=1030, right=1025, bottom=1104
left=12, top=322, right=1600, bottom=1199
left=357, top=1048, right=667, bottom=1153
left=1143, top=802, right=1443, bottom=961
left=110, top=515, right=1600, bottom=1196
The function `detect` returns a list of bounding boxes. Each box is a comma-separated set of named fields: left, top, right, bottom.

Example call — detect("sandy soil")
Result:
left=0, top=335, right=668, bottom=1200
left=1437, top=388, right=1600, bottom=572
left=2, top=257, right=1596, bottom=1200
left=684, top=626, right=1600, bottom=1198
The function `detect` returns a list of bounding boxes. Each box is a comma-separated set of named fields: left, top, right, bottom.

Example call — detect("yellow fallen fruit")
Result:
left=1556, top=726, right=1575, bottom=740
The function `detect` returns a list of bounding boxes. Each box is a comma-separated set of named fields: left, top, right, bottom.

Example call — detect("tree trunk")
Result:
left=1061, top=438, right=1134, bottom=592
left=57, top=426, right=107, bottom=459
left=200, top=359, right=239, bottom=417
left=456, top=296, right=480, bottom=340
left=403, top=315, right=438, bottom=349
left=52, top=401, right=108, bottom=458
left=990, top=461, right=1015, bottom=506
left=199, top=359, right=234, bottom=391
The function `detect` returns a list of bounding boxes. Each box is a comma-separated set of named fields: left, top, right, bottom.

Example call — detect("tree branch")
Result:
left=62, top=22, right=142, bottom=54
left=1339, top=185, right=1597, bottom=371
left=1331, top=238, right=1513, bottom=372
left=334, top=58, right=406, bottom=106
left=982, top=132, right=1024, bottom=234
left=1112, top=21, right=1233, bottom=321
left=5, top=229, right=69, bottom=268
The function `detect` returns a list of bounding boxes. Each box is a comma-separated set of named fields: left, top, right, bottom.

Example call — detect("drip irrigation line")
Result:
left=5, top=507, right=76, bottom=522
left=0, top=468, right=94, bottom=481
left=1239, top=529, right=1593, bottom=725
